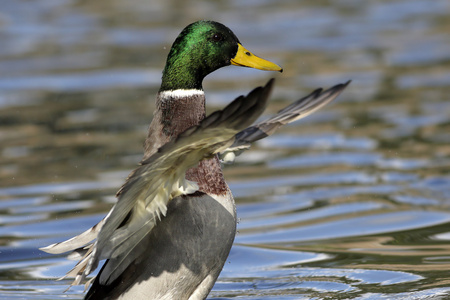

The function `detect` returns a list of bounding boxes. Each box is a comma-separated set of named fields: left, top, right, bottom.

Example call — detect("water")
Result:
left=1, top=0, right=450, bottom=299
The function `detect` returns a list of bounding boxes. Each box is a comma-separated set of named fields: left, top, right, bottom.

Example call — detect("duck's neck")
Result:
left=144, top=89, right=205, bottom=158
left=159, top=45, right=208, bottom=92
left=159, top=66, right=204, bottom=91
left=143, top=89, right=228, bottom=195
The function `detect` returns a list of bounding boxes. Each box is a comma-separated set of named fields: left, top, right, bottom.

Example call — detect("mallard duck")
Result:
left=41, top=20, right=350, bottom=299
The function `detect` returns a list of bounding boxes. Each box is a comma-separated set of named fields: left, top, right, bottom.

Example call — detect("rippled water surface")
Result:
left=1, top=0, right=450, bottom=299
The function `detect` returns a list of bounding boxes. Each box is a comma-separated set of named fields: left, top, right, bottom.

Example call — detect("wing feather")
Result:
left=220, top=80, right=351, bottom=162
left=40, top=78, right=275, bottom=287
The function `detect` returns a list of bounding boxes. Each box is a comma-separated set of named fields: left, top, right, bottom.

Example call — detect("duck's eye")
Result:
left=211, top=33, right=223, bottom=42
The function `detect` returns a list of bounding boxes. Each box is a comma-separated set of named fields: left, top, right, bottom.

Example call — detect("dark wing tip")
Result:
left=339, top=80, right=352, bottom=89
left=317, top=79, right=351, bottom=102
left=265, top=78, right=275, bottom=89
left=213, top=78, right=275, bottom=130
left=325, top=79, right=351, bottom=92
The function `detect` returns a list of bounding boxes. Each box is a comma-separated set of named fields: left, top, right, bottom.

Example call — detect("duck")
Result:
left=40, top=20, right=350, bottom=300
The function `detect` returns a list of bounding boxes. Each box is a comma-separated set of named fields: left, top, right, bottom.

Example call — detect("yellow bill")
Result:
left=231, top=43, right=283, bottom=72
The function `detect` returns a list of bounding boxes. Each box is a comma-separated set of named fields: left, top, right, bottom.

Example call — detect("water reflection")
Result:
left=1, top=0, right=450, bottom=299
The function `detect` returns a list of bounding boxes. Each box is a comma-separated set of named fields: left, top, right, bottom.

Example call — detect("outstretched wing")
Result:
left=220, top=80, right=351, bottom=163
left=40, top=79, right=274, bottom=288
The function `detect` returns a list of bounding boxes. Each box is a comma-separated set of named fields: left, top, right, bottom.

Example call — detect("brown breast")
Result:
left=143, top=91, right=228, bottom=195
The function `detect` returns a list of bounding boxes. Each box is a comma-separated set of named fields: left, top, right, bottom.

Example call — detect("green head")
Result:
left=160, top=20, right=282, bottom=91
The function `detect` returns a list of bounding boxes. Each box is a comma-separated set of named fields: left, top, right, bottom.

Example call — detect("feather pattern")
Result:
left=220, top=80, right=351, bottom=163
left=40, top=79, right=274, bottom=287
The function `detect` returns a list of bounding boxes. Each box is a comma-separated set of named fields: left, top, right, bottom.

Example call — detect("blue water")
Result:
left=1, top=0, right=450, bottom=299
